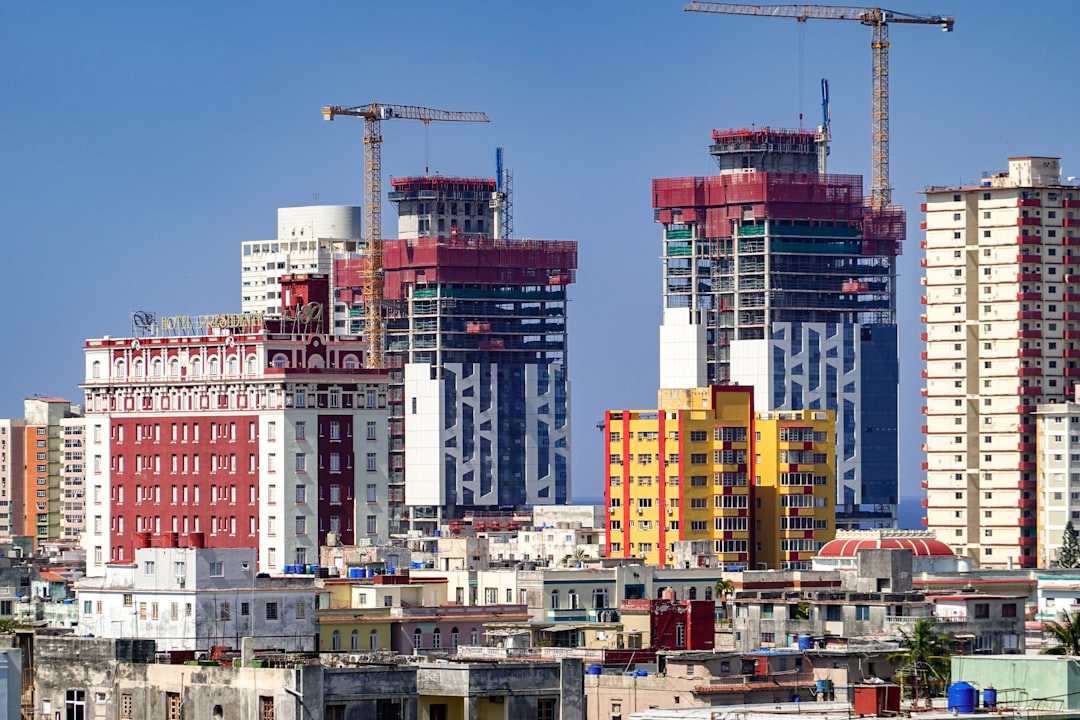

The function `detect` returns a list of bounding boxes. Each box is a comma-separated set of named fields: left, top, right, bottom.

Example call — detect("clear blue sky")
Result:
left=2, top=2, right=1079, bottom=520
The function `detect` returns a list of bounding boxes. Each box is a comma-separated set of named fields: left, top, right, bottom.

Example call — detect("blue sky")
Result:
left=2, top=2, right=1079, bottom=519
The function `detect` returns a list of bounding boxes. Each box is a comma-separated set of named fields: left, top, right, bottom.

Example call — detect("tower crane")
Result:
left=322, top=103, right=491, bottom=367
left=684, top=3, right=954, bottom=209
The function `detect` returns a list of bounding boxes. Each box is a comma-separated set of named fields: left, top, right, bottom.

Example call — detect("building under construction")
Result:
left=335, top=175, right=577, bottom=532
left=654, top=127, right=903, bottom=527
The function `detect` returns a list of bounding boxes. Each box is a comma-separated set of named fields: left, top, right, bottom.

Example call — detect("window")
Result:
left=259, top=697, right=274, bottom=720
left=265, top=602, right=279, bottom=620
left=296, top=484, right=306, bottom=503
left=855, top=605, right=870, bottom=621
left=330, top=421, right=341, bottom=440
left=974, top=603, right=990, bottom=619
left=367, top=421, right=377, bottom=440
left=537, top=699, right=556, bottom=720
left=295, top=453, right=306, bottom=472
left=366, top=453, right=377, bottom=471
left=414, top=628, right=423, bottom=649
left=209, top=562, right=224, bottom=577
left=296, top=516, right=307, bottom=534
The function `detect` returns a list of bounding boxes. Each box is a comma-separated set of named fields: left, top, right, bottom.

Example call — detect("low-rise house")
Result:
left=76, top=546, right=317, bottom=652
left=29, top=635, right=584, bottom=720
left=316, top=570, right=529, bottom=654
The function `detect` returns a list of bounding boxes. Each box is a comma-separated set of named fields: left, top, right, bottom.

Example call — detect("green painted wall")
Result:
left=951, top=656, right=1080, bottom=710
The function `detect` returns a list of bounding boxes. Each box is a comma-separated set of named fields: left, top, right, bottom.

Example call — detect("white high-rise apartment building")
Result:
left=1033, top=398, right=1080, bottom=566
left=923, top=157, right=1080, bottom=569
left=240, top=206, right=362, bottom=329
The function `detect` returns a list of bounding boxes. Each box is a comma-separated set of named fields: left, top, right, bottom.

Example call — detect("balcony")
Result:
left=1017, top=386, right=1042, bottom=396
left=1019, top=516, right=1036, bottom=528
left=920, top=221, right=928, bottom=231
left=921, top=462, right=929, bottom=471
left=1066, top=330, right=1080, bottom=339
left=1066, top=256, right=1080, bottom=265
left=1018, top=198, right=1042, bottom=208
left=1066, top=313, right=1080, bottom=322
left=1065, top=218, right=1080, bottom=228
left=921, top=480, right=929, bottom=489
left=921, top=332, right=929, bottom=341
left=1017, top=273, right=1043, bottom=282
left=920, top=425, right=929, bottom=434
left=1018, top=253, right=1042, bottom=263
left=921, top=351, right=929, bottom=360
left=1016, top=234, right=1042, bottom=245
left=1018, top=479, right=1036, bottom=490
left=1018, top=329, right=1043, bottom=339
left=1017, top=217, right=1042, bottom=226
left=1017, top=310, right=1043, bottom=319
left=1019, top=497, right=1037, bottom=510
left=1017, top=292, right=1043, bottom=301
left=1066, top=276, right=1080, bottom=284
left=1018, top=442, right=1036, bottom=452
left=1017, top=367, right=1042, bottom=377
left=920, top=314, right=927, bottom=323
left=1018, top=348, right=1042, bottom=358
left=920, top=258, right=928, bottom=267
left=1066, top=294, right=1080, bottom=303
left=921, top=517, right=928, bottom=526
left=921, top=369, right=929, bottom=378
left=921, top=295, right=928, bottom=305
left=1064, top=199, right=1080, bottom=209
left=1019, top=462, right=1037, bottom=472
left=1067, top=368, right=1080, bottom=377
left=1066, top=237, right=1080, bottom=246
left=1067, top=349, right=1080, bottom=358
left=920, top=239, right=928, bottom=249
left=920, top=498, right=929, bottom=508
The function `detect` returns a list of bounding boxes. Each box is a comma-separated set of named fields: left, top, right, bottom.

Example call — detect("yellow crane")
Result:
left=684, top=3, right=954, bottom=209
left=322, top=103, right=491, bottom=367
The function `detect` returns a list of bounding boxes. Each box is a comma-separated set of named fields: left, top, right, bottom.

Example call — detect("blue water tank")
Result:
left=984, top=687, right=998, bottom=710
left=948, top=682, right=977, bottom=714
left=586, top=664, right=602, bottom=675
left=635, top=669, right=648, bottom=677
left=798, top=635, right=813, bottom=651
left=435, top=529, right=442, bottom=537
left=348, top=568, right=362, bottom=579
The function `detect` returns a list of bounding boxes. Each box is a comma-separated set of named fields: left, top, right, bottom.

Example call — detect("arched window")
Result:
left=247, top=355, right=257, bottom=374
left=209, top=357, right=220, bottom=376
left=413, top=628, right=423, bottom=650
left=451, top=626, right=459, bottom=648
left=470, top=627, right=479, bottom=645
left=370, top=629, right=378, bottom=650
left=152, top=359, right=163, bottom=378
left=191, top=357, right=202, bottom=376
left=350, top=629, right=359, bottom=650
left=272, top=354, right=287, bottom=369
left=432, top=628, right=441, bottom=649
left=568, top=590, right=578, bottom=609
left=704, top=586, right=713, bottom=601
left=227, top=357, right=238, bottom=375
left=115, top=360, right=126, bottom=378
left=343, top=354, right=358, bottom=369
left=91, top=361, right=101, bottom=379
left=133, top=359, right=144, bottom=378
left=331, top=630, right=341, bottom=651
left=551, top=590, right=559, bottom=610
left=688, top=587, right=697, bottom=600
left=169, top=358, right=180, bottom=377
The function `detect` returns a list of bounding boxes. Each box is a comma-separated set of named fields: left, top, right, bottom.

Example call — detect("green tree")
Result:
left=887, top=618, right=952, bottom=699
left=714, top=578, right=736, bottom=621
left=1059, top=522, right=1080, bottom=568
left=1042, top=609, right=1080, bottom=655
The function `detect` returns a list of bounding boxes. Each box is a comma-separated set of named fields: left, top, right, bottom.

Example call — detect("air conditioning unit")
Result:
left=636, top=508, right=643, bottom=515
left=667, top=508, right=673, bottom=516
left=609, top=506, right=616, bottom=514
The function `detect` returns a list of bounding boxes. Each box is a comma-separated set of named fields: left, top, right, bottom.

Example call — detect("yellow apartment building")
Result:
left=604, top=386, right=834, bottom=569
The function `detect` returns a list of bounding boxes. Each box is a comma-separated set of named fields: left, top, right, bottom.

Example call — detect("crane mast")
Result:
left=323, top=103, right=491, bottom=367
left=684, top=2, right=954, bottom=209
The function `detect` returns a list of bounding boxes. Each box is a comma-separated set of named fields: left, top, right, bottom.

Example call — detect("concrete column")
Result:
left=560, top=658, right=584, bottom=720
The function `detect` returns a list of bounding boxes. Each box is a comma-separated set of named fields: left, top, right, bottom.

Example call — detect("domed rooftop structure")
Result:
left=818, top=530, right=955, bottom=558
left=813, top=530, right=967, bottom=573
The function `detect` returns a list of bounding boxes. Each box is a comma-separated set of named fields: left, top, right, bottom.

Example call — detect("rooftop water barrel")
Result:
left=348, top=568, right=362, bottom=579
left=586, top=664, right=602, bottom=675
left=984, top=687, right=998, bottom=710
left=948, top=682, right=976, bottom=714
left=635, top=669, right=648, bottom=677
left=798, top=635, right=813, bottom=650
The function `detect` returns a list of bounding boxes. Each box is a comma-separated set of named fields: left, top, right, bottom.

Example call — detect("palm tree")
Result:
left=887, top=617, right=952, bottom=699
left=1043, top=609, right=1080, bottom=655
left=714, top=578, right=736, bottom=622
